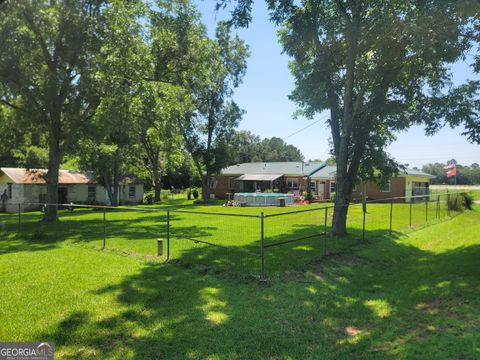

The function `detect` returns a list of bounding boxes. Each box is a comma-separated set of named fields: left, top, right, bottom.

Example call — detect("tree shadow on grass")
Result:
left=36, top=227, right=480, bottom=359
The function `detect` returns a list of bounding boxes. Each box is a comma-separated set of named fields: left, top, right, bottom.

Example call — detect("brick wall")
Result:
left=351, top=177, right=406, bottom=202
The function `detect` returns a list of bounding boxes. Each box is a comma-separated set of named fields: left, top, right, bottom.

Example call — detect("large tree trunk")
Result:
left=103, top=173, right=115, bottom=206
left=111, top=151, right=120, bottom=206
left=43, top=119, right=61, bottom=222
left=152, top=159, right=162, bottom=202
left=154, top=180, right=162, bottom=202
left=331, top=2, right=361, bottom=237
left=332, top=177, right=353, bottom=237
left=202, top=170, right=210, bottom=201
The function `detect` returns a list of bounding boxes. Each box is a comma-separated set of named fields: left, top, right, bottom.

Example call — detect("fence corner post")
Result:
left=260, top=212, right=265, bottom=279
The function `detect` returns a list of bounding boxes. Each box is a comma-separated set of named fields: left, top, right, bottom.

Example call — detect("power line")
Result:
left=283, top=114, right=329, bottom=141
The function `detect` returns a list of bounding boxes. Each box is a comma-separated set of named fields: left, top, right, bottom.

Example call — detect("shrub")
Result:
left=304, top=191, right=314, bottom=201
left=330, top=191, right=336, bottom=202
left=144, top=194, right=153, bottom=205
left=447, top=192, right=473, bottom=211
left=187, top=189, right=192, bottom=200
left=192, top=189, right=199, bottom=199
left=463, top=192, right=473, bottom=210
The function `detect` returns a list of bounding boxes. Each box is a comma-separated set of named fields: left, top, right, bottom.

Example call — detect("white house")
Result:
left=0, top=168, right=144, bottom=212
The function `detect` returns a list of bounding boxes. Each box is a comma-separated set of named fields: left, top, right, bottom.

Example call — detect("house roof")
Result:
left=220, top=162, right=434, bottom=180
left=221, top=162, right=331, bottom=177
left=402, top=168, right=436, bottom=178
left=0, top=168, right=143, bottom=185
left=236, top=174, right=283, bottom=181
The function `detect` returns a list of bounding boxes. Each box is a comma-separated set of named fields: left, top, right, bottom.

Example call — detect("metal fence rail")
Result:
left=0, top=192, right=470, bottom=278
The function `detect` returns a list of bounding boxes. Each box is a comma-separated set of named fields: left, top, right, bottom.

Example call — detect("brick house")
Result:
left=351, top=169, right=435, bottom=202
left=211, top=162, right=434, bottom=202
left=211, top=162, right=336, bottom=200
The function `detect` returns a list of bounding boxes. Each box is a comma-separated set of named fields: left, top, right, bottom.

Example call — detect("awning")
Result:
left=235, top=174, right=283, bottom=181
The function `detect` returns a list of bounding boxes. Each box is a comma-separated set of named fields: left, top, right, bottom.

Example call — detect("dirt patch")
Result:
left=345, top=325, right=363, bottom=336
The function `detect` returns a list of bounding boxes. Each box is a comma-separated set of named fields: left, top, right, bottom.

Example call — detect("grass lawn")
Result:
left=0, top=203, right=479, bottom=359
left=0, top=193, right=464, bottom=276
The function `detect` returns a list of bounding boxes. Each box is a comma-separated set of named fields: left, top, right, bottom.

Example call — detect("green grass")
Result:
left=0, top=194, right=465, bottom=276
left=0, top=204, right=478, bottom=359
left=431, top=188, right=480, bottom=200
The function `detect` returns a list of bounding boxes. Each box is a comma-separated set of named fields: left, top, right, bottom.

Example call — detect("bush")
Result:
left=187, top=189, right=192, bottom=200
left=447, top=192, right=473, bottom=211
left=330, top=191, right=336, bottom=202
left=192, top=189, right=199, bottom=199
left=144, top=194, right=153, bottom=205
left=304, top=191, right=314, bottom=201
left=463, top=192, right=473, bottom=210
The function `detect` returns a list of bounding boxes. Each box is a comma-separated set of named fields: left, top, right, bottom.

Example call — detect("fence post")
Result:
left=362, top=199, right=366, bottom=241
left=389, top=199, right=393, bottom=235
left=166, top=209, right=170, bottom=261
left=436, top=195, right=440, bottom=219
left=447, top=193, right=450, bottom=217
left=260, top=212, right=265, bottom=279
left=409, top=199, right=412, bottom=227
left=425, top=196, right=428, bottom=223
left=18, top=203, right=21, bottom=233
left=324, top=207, right=328, bottom=254
left=102, top=207, right=106, bottom=250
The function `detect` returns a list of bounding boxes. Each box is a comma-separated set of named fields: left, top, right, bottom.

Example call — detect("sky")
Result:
left=195, top=0, right=480, bottom=168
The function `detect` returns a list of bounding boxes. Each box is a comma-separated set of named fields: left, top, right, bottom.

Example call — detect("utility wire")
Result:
left=283, top=114, right=329, bottom=141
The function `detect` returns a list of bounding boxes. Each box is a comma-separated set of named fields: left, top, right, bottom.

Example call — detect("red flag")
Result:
left=446, top=167, right=457, bottom=178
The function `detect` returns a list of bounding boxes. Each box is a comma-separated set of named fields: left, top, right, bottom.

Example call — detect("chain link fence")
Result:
left=0, top=192, right=470, bottom=278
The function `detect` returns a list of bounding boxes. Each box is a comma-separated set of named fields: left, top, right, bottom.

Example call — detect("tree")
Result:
left=131, top=82, right=187, bottom=202
left=221, top=0, right=479, bottom=235
left=79, top=0, right=150, bottom=206
left=0, top=0, right=106, bottom=220
left=226, top=131, right=304, bottom=163
left=258, top=137, right=304, bottom=162
left=181, top=22, right=249, bottom=200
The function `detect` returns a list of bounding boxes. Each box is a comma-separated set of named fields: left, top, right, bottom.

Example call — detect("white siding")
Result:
left=119, top=184, right=144, bottom=204
left=0, top=174, right=25, bottom=212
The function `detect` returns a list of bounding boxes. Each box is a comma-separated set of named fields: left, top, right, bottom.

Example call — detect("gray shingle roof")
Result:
left=221, top=162, right=333, bottom=177
left=220, top=162, right=434, bottom=179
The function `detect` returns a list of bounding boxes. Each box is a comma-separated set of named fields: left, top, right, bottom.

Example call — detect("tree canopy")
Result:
left=220, top=0, right=480, bottom=235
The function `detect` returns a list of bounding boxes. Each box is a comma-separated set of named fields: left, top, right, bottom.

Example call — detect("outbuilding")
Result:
left=0, top=167, right=144, bottom=212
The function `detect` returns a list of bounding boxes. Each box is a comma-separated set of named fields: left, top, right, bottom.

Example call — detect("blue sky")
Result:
left=195, top=0, right=480, bottom=167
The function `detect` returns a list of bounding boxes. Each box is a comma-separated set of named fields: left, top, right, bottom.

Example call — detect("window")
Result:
left=129, top=185, right=136, bottom=197
left=287, top=178, right=299, bottom=189
left=87, top=185, right=96, bottom=200
left=7, top=183, right=12, bottom=199
left=380, top=180, right=391, bottom=192
left=209, top=178, right=218, bottom=189
left=310, top=181, right=316, bottom=193
left=330, top=181, right=336, bottom=194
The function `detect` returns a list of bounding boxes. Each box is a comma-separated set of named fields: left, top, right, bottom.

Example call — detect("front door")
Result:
left=318, top=183, right=325, bottom=199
